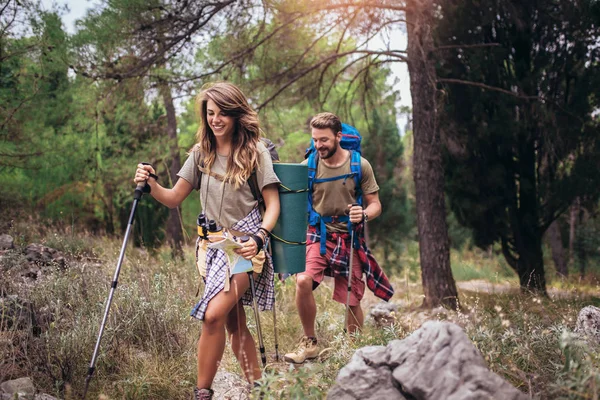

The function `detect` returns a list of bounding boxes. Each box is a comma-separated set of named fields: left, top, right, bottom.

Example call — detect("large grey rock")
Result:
left=327, top=346, right=406, bottom=400
left=0, top=377, right=36, bottom=400
left=328, top=321, right=527, bottom=400
left=0, top=234, right=14, bottom=250
left=575, top=305, right=600, bottom=344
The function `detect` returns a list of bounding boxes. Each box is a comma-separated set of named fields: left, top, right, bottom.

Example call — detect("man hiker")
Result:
left=283, top=112, right=394, bottom=364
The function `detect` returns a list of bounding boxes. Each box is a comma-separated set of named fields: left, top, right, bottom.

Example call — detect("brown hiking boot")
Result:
left=192, top=387, right=214, bottom=400
left=283, top=336, right=318, bottom=364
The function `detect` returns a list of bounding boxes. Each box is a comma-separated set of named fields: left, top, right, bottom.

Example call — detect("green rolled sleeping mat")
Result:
left=271, top=163, right=308, bottom=274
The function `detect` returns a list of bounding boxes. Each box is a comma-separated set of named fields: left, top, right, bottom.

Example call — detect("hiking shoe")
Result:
left=192, top=387, right=214, bottom=400
left=283, top=336, right=318, bottom=364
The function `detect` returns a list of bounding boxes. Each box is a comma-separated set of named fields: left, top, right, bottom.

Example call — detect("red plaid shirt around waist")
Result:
left=306, top=225, right=394, bottom=302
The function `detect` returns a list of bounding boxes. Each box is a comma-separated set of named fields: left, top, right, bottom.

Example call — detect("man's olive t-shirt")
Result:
left=302, top=152, right=379, bottom=233
left=177, top=141, right=280, bottom=229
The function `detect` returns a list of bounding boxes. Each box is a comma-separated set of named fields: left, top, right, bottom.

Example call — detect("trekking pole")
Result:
left=266, top=241, right=279, bottom=361
left=249, top=272, right=267, bottom=367
left=240, top=236, right=267, bottom=367
left=272, top=305, right=279, bottom=361
left=344, top=203, right=359, bottom=332
left=82, top=163, right=153, bottom=400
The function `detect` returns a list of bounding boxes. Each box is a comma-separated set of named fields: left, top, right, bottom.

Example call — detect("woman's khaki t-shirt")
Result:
left=177, top=141, right=280, bottom=229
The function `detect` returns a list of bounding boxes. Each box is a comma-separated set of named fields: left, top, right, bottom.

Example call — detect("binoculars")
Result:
left=197, top=213, right=224, bottom=240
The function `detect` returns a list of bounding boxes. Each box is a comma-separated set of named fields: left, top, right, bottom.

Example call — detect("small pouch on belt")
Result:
left=251, top=250, right=266, bottom=274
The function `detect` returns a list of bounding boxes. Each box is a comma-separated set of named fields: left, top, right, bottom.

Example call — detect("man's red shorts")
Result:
left=302, top=241, right=365, bottom=306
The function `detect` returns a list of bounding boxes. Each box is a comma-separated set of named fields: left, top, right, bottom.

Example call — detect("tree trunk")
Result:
left=569, top=198, right=579, bottom=266
left=158, top=81, right=184, bottom=259
left=515, top=229, right=546, bottom=294
left=546, top=220, right=567, bottom=277
left=514, top=139, right=546, bottom=294
left=406, top=0, right=458, bottom=309
left=576, top=206, right=587, bottom=279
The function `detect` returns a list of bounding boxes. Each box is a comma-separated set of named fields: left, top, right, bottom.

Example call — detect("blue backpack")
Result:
left=305, top=123, right=363, bottom=255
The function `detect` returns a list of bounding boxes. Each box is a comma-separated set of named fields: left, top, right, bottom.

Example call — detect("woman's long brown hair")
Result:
left=194, top=82, right=260, bottom=189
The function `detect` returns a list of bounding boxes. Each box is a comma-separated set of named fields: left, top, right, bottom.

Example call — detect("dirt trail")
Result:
left=456, top=279, right=579, bottom=298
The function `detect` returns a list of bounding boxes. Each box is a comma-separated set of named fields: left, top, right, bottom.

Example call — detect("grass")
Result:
left=1, top=224, right=599, bottom=399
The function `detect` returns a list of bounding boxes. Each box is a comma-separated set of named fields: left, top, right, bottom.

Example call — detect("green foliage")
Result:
left=436, top=0, right=600, bottom=290
left=1, top=0, right=417, bottom=254
left=554, top=330, right=600, bottom=399
left=450, top=244, right=516, bottom=283
left=458, top=291, right=600, bottom=398
left=363, top=108, right=413, bottom=263
left=2, top=225, right=600, bottom=399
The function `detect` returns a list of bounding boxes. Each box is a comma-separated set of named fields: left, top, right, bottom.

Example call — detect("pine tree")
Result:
left=437, top=0, right=600, bottom=293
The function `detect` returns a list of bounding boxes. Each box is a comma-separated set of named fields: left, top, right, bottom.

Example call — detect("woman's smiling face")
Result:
left=206, top=99, right=235, bottom=139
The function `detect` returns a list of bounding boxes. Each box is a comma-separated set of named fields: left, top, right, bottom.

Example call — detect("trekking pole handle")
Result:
left=134, top=162, right=154, bottom=200
left=345, top=203, right=361, bottom=222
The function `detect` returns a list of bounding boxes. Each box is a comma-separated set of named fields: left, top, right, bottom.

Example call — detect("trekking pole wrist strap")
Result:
left=258, top=227, right=271, bottom=238
left=251, top=234, right=264, bottom=254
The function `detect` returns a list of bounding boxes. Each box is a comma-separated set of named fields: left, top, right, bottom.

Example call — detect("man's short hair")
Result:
left=310, top=112, right=342, bottom=135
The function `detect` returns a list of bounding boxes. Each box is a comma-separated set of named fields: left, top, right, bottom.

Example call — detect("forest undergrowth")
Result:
left=1, top=221, right=599, bottom=399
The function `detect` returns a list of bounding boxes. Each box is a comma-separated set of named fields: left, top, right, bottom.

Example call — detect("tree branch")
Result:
left=438, top=78, right=538, bottom=100
left=435, top=43, right=500, bottom=51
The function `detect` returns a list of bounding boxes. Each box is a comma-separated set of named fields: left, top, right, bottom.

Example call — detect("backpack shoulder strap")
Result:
left=248, top=140, right=279, bottom=213
left=307, top=151, right=318, bottom=216
left=248, top=170, right=264, bottom=213
left=195, top=149, right=205, bottom=190
left=350, top=150, right=363, bottom=205
left=306, top=151, right=328, bottom=253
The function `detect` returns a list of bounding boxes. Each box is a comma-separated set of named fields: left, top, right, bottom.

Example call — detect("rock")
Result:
left=328, top=321, right=527, bottom=400
left=0, top=377, right=36, bottom=400
left=0, top=234, right=14, bottom=250
left=24, top=244, right=66, bottom=269
left=574, top=305, right=600, bottom=344
left=368, top=302, right=398, bottom=327
left=327, top=346, right=406, bottom=400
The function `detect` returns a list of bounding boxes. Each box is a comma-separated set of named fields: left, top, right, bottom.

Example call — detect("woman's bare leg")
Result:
left=196, top=273, right=250, bottom=389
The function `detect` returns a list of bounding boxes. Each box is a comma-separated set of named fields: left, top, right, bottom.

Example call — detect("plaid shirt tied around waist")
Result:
left=306, top=225, right=394, bottom=302
left=190, top=206, right=275, bottom=320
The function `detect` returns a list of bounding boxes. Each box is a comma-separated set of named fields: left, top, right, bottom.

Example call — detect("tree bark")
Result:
left=569, top=197, right=579, bottom=266
left=514, top=139, right=547, bottom=294
left=406, top=0, right=458, bottom=309
left=158, top=81, right=184, bottom=259
left=546, top=220, right=567, bottom=277
left=515, top=228, right=546, bottom=294
left=576, top=206, right=588, bottom=279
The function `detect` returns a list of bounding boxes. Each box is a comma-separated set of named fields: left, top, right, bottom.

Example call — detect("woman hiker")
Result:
left=133, top=82, right=280, bottom=400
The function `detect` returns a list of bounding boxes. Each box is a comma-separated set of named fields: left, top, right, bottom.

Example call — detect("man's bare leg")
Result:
left=295, top=274, right=317, bottom=337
